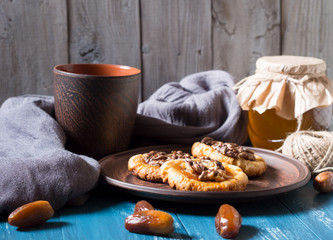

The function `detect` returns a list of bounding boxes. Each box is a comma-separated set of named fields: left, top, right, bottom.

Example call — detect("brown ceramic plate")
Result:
left=99, top=145, right=310, bottom=203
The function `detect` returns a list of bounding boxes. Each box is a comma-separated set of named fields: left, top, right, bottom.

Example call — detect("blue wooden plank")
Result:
left=57, top=186, right=190, bottom=240
left=174, top=197, right=320, bottom=240
left=2, top=180, right=331, bottom=240
left=0, top=186, right=190, bottom=240
left=278, top=180, right=333, bottom=239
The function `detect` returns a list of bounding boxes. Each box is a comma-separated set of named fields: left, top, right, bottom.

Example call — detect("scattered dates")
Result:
left=313, top=171, right=333, bottom=193
left=127, top=201, right=244, bottom=238
left=8, top=200, right=54, bottom=228
left=215, top=204, right=242, bottom=239
left=125, top=200, right=174, bottom=236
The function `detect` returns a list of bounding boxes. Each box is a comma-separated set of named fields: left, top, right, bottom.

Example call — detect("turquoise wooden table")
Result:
left=1, top=179, right=332, bottom=240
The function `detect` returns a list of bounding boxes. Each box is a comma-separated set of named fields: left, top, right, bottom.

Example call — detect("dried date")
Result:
left=313, top=171, right=333, bottom=193
left=125, top=210, right=174, bottom=236
left=134, top=200, right=154, bottom=213
left=215, top=204, right=242, bottom=239
left=8, top=200, right=54, bottom=228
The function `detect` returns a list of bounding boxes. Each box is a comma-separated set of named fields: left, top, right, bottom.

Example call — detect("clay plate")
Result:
left=99, top=145, right=310, bottom=203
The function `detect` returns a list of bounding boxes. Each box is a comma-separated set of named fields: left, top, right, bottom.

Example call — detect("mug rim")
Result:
left=54, top=63, right=141, bottom=78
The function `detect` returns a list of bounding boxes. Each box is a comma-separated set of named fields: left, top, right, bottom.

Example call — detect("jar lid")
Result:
left=256, top=55, right=326, bottom=75
left=235, top=55, right=333, bottom=120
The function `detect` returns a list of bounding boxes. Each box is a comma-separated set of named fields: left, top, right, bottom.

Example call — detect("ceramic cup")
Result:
left=54, top=64, right=141, bottom=159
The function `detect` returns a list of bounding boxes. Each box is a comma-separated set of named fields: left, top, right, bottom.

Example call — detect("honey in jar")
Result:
left=235, top=55, right=333, bottom=150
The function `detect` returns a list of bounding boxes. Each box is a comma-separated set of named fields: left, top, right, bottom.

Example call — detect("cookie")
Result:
left=128, top=150, right=191, bottom=182
left=192, top=137, right=267, bottom=177
left=160, top=157, right=248, bottom=191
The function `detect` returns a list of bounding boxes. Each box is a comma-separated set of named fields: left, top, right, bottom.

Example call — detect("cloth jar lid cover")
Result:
left=256, top=55, right=326, bottom=75
left=235, top=55, right=333, bottom=120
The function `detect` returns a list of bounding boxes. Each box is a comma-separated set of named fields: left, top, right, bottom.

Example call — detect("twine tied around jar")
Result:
left=280, top=131, right=333, bottom=174
left=235, top=70, right=327, bottom=88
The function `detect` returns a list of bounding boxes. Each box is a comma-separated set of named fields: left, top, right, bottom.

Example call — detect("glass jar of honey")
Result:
left=235, top=55, right=333, bottom=150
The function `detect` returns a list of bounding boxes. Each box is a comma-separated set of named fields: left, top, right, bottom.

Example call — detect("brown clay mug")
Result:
left=54, top=64, right=141, bottom=159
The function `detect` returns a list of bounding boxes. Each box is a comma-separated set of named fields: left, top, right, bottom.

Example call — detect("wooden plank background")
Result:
left=0, top=0, right=332, bottom=104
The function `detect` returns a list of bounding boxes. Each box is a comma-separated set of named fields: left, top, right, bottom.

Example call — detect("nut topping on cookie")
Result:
left=201, top=137, right=255, bottom=161
left=144, top=151, right=168, bottom=167
left=201, top=136, right=216, bottom=145
left=185, top=158, right=227, bottom=182
left=169, top=150, right=191, bottom=160
left=144, top=151, right=191, bottom=167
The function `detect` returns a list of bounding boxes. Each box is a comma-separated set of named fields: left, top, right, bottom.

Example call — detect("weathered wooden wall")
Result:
left=0, top=0, right=332, bottom=104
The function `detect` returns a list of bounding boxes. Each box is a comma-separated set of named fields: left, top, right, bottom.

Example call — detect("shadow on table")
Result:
left=58, top=182, right=130, bottom=216
left=16, top=221, right=71, bottom=232
left=52, top=177, right=332, bottom=219
left=0, top=214, right=7, bottom=223
left=120, top=181, right=332, bottom=218
left=237, top=225, right=259, bottom=240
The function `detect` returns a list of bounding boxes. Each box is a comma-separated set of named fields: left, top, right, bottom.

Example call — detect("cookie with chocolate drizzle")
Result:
left=192, top=137, right=267, bottom=177
left=128, top=150, right=191, bottom=182
left=160, top=156, right=248, bottom=191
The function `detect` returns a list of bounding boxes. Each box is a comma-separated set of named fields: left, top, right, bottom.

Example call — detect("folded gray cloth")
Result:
left=0, top=95, right=100, bottom=214
left=134, top=70, right=248, bottom=145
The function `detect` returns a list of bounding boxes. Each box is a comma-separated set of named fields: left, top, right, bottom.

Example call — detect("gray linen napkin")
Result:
left=0, top=95, right=100, bottom=214
left=134, top=70, right=248, bottom=145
